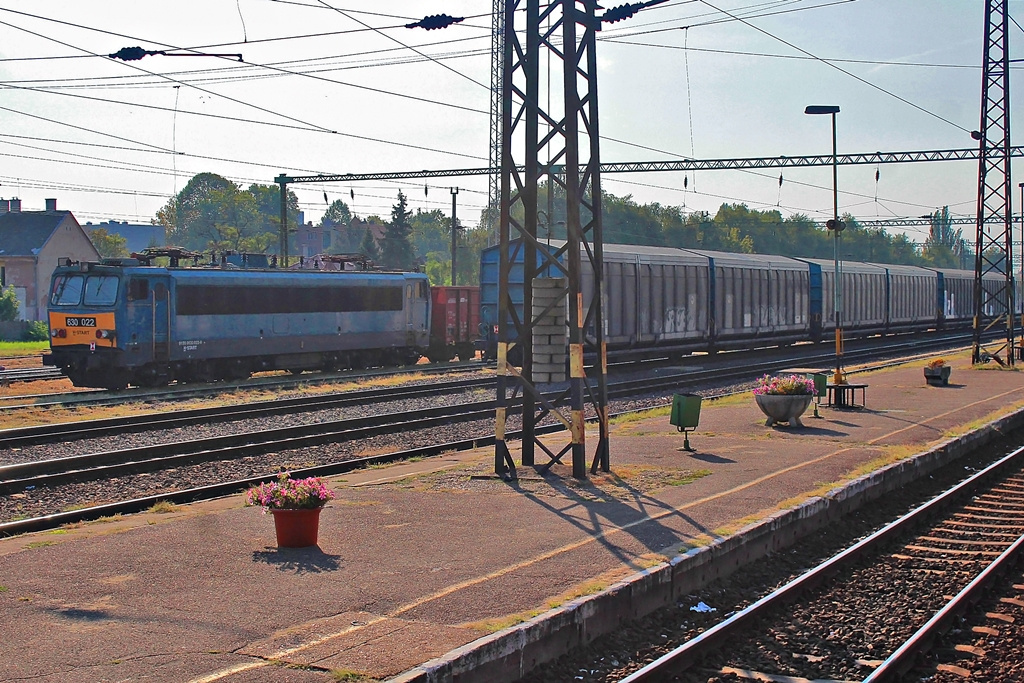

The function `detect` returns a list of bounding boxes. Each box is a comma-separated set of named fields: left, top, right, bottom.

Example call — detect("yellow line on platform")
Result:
left=190, top=384, right=1024, bottom=681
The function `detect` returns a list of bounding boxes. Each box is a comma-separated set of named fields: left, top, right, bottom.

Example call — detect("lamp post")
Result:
left=805, top=105, right=844, bottom=384
left=1019, top=182, right=1023, bottom=354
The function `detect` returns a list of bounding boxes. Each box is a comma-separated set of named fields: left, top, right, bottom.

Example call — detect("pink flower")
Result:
left=246, top=473, right=335, bottom=510
left=752, top=374, right=815, bottom=396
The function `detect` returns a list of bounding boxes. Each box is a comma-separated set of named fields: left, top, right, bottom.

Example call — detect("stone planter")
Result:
left=755, top=394, right=813, bottom=428
left=923, top=365, right=951, bottom=386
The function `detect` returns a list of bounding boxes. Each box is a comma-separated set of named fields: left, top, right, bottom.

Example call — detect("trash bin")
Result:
left=670, top=393, right=702, bottom=452
left=809, top=372, right=827, bottom=417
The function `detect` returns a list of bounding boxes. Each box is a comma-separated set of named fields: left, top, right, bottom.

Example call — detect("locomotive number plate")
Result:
left=66, top=316, right=97, bottom=327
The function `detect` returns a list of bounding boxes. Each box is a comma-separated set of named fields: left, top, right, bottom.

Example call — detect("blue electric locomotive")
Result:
left=45, top=255, right=431, bottom=389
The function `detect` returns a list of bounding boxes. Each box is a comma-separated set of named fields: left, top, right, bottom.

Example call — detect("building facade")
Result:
left=0, top=198, right=100, bottom=320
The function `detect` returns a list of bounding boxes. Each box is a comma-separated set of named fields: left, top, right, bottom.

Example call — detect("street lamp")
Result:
left=805, top=105, right=845, bottom=384
left=1019, top=182, right=1023, bottom=351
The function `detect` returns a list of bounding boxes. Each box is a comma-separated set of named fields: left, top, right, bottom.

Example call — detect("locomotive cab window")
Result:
left=83, top=275, right=119, bottom=306
left=128, top=279, right=149, bottom=301
left=50, top=274, right=84, bottom=306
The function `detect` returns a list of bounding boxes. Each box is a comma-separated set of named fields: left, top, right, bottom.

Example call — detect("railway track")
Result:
left=0, top=366, right=64, bottom=384
left=0, top=329, right=962, bottom=454
left=0, top=332, right=978, bottom=539
left=618, top=446, right=1024, bottom=683
left=0, top=359, right=485, bottom=409
left=0, top=328, right=979, bottom=413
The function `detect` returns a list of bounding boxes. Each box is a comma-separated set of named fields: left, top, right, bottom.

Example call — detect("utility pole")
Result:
left=450, top=187, right=459, bottom=285
left=275, top=174, right=289, bottom=267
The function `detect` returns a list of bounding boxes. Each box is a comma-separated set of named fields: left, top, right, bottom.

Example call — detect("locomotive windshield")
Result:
left=50, top=274, right=84, bottom=306
left=50, top=274, right=119, bottom=307
left=84, top=275, right=119, bottom=305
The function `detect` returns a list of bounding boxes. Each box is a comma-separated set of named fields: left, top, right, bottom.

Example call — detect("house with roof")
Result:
left=0, top=198, right=100, bottom=320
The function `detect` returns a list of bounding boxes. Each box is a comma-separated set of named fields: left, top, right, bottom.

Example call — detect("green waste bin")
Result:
left=809, top=372, right=827, bottom=418
left=810, top=373, right=827, bottom=397
left=670, top=393, right=702, bottom=451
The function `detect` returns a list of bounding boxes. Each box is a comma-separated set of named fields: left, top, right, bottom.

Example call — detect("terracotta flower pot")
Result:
left=755, top=394, right=813, bottom=428
left=271, top=508, right=322, bottom=548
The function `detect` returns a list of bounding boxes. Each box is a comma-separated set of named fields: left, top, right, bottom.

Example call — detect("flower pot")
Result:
left=755, top=394, right=813, bottom=428
left=271, top=508, right=322, bottom=548
left=923, top=365, right=951, bottom=386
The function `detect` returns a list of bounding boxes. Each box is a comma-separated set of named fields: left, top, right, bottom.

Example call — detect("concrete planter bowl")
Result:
left=924, top=365, right=951, bottom=386
left=755, top=394, right=813, bottom=428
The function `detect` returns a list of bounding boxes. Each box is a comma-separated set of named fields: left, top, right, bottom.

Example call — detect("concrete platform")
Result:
left=2, top=354, right=1024, bottom=683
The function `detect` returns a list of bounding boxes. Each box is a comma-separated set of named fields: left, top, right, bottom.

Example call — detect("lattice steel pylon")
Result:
left=972, top=0, right=1015, bottom=366
left=487, top=0, right=505, bottom=245
left=494, top=0, right=611, bottom=479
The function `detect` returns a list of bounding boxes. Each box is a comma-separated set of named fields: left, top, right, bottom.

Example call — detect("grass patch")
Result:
left=148, top=500, right=179, bottom=514
left=89, top=514, right=124, bottom=525
left=0, top=341, right=48, bottom=356
left=610, top=404, right=671, bottom=426
left=0, top=585, right=8, bottom=592
left=24, top=541, right=55, bottom=549
left=465, top=609, right=542, bottom=633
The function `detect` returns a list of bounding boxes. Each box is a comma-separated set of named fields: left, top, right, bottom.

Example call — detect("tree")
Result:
left=88, top=228, right=129, bottom=258
left=922, top=206, right=963, bottom=268
left=359, top=226, right=380, bottom=262
left=321, top=199, right=352, bottom=227
left=155, top=173, right=297, bottom=255
left=0, top=285, right=20, bottom=321
left=319, top=199, right=359, bottom=253
left=379, top=191, right=416, bottom=270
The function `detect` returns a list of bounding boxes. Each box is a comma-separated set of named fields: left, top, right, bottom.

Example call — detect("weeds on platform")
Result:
left=148, top=500, right=179, bottom=514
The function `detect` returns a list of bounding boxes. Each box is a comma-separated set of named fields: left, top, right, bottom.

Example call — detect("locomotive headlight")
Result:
left=96, top=329, right=115, bottom=340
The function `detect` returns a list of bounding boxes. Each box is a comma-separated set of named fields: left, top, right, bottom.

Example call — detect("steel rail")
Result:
left=0, top=360, right=485, bottom=410
left=0, top=376, right=495, bottom=448
left=618, top=445, right=1024, bottom=683
left=863, top=532, right=1024, bottom=682
left=0, top=398, right=509, bottom=494
left=0, top=367, right=63, bottom=383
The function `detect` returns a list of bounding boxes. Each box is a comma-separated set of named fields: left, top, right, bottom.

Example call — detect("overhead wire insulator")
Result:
left=109, top=46, right=162, bottom=61
left=405, top=14, right=465, bottom=30
left=601, top=0, right=668, bottom=25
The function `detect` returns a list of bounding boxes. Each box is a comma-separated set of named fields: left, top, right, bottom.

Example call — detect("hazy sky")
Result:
left=0, top=0, right=1019, bottom=247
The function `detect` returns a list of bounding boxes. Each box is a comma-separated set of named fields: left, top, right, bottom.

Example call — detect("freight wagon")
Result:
left=479, top=240, right=1000, bottom=361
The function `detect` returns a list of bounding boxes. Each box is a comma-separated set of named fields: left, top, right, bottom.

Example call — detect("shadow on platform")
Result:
left=252, top=547, right=343, bottom=574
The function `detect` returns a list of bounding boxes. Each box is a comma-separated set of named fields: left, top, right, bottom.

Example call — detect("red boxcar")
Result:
left=428, top=286, right=481, bottom=362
